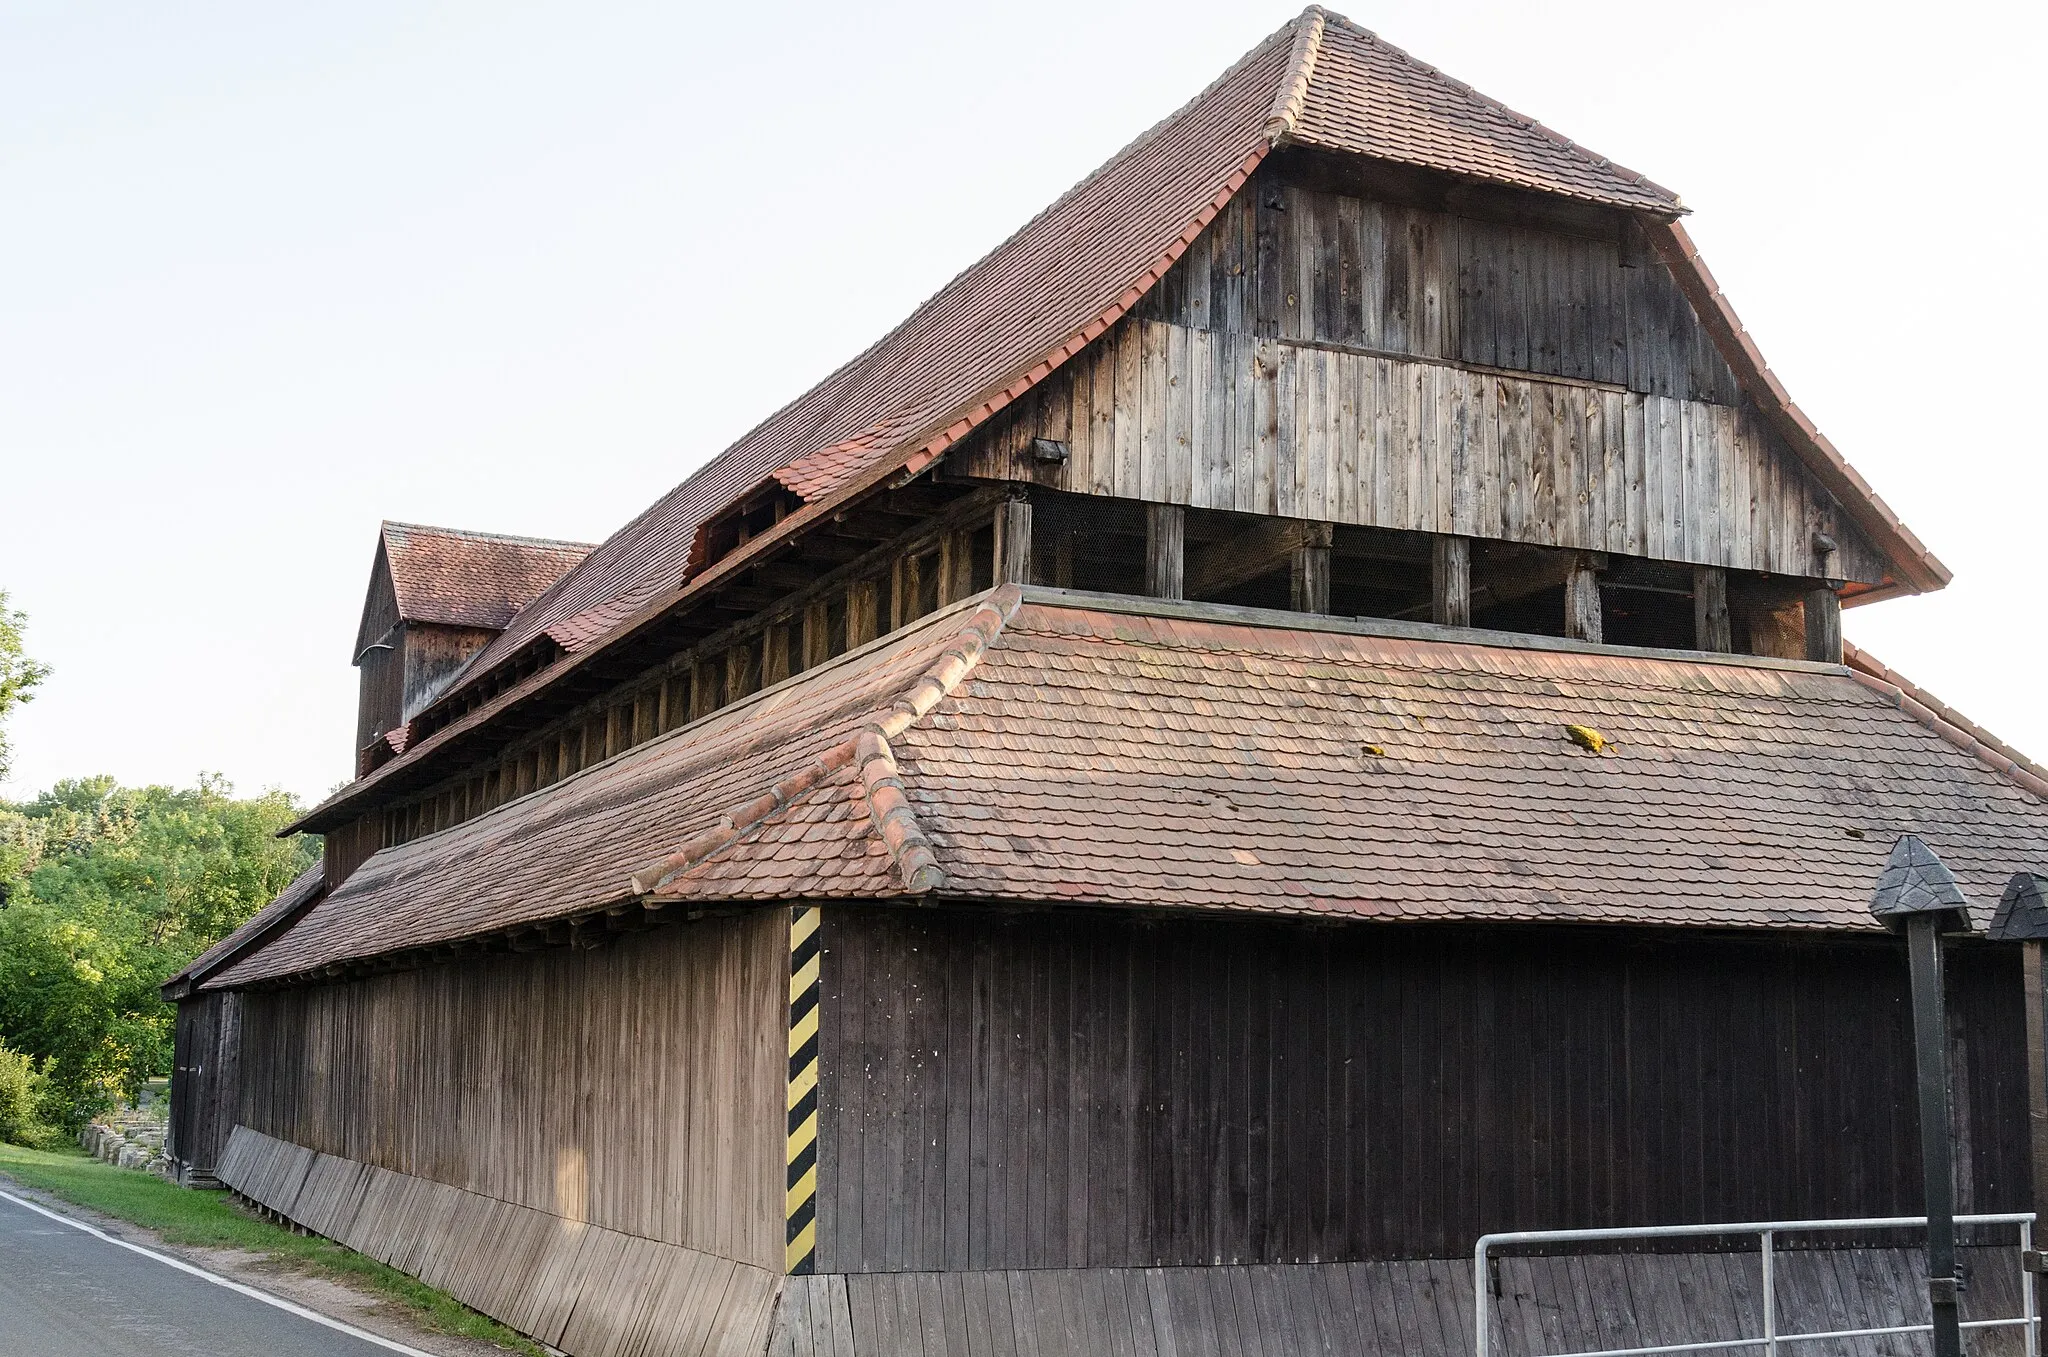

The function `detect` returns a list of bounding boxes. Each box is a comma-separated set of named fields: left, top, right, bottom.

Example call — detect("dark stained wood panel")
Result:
left=237, top=909, right=787, bottom=1272
left=166, top=990, right=241, bottom=1185
left=812, top=908, right=2028, bottom=1273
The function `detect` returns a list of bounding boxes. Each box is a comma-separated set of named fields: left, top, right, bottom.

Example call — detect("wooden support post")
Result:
left=1291, top=522, right=1334, bottom=614
left=724, top=640, right=758, bottom=704
left=761, top=624, right=791, bottom=687
left=1805, top=586, right=1842, bottom=663
left=801, top=600, right=831, bottom=670
left=690, top=658, right=719, bottom=721
left=1693, top=566, right=1732, bottom=653
left=1432, top=536, right=1471, bottom=628
left=1906, top=913, right=1964, bottom=1357
left=889, top=557, right=915, bottom=629
left=845, top=578, right=879, bottom=649
left=937, top=529, right=974, bottom=606
left=994, top=497, right=1033, bottom=585
left=1146, top=503, right=1185, bottom=601
left=1565, top=556, right=1603, bottom=643
left=1292, top=543, right=1331, bottom=614
left=1052, top=533, right=1075, bottom=589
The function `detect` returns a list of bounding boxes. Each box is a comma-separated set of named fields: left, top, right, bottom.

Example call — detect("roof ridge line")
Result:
left=1843, top=643, right=2048, bottom=803
left=1264, top=7, right=1327, bottom=142
left=629, top=585, right=1023, bottom=896
left=1312, top=9, right=1682, bottom=209
left=382, top=521, right=596, bottom=551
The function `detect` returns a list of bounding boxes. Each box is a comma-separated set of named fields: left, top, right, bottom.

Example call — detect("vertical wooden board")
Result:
left=1113, top=321, right=1143, bottom=499
left=1190, top=327, right=1226, bottom=510
left=1354, top=199, right=1386, bottom=352
left=1621, top=394, right=1647, bottom=556
left=1088, top=339, right=1117, bottom=498
left=1274, top=344, right=1299, bottom=518
left=1528, top=383, right=1560, bottom=546
left=1277, top=183, right=1305, bottom=343
left=1361, top=357, right=1390, bottom=529
left=1443, top=365, right=1473, bottom=537
left=1336, top=349, right=1362, bottom=526
left=1166, top=322, right=1195, bottom=505
left=1300, top=347, right=1329, bottom=521
left=1415, top=211, right=1445, bottom=360
left=1062, top=349, right=1094, bottom=498
left=1231, top=334, right=1259, bottom=515
left=1401, top=358, right=1430, bottom=534
left=1498, top=376, right=1529, bottom=542
left=1140, top=321, right=1170, bottom=502
left=1250, top=338, right=1279, bottom=516
left=1377, top=206, right=1413, bottom=356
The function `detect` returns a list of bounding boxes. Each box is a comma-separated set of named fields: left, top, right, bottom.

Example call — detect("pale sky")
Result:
left=2, top=0, right=2040, bottom=805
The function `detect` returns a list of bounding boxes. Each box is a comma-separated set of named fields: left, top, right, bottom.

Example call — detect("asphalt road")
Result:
left=0, top=1189, right=426, bottom=1357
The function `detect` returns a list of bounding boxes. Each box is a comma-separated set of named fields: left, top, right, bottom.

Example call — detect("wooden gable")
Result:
left=952, top=156, right=1888, bottom=588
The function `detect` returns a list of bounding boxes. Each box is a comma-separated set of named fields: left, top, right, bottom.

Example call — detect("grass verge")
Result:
left=0, top=1142, right=542, bottom=1354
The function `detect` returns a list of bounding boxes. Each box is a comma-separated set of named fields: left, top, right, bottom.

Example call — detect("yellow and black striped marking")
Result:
left=786, top=904, right=822, bottom=1274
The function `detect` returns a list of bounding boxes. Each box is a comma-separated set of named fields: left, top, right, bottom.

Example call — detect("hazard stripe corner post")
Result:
left=786, top=904, right=822, bottom=1274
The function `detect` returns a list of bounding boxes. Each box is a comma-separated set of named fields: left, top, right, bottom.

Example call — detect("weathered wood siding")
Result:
left=220, top=1126, right=782, bottom=1357
left=1140, top=180, right=1740, bottom=405
left=813, top=908, right=2026, bottom=1272
left=952, top=316, right=1883, bottom=583
left=770, top=1246, right=2028, bottom=1357
left=951, top=168, right=1885, bottom=584
left=401, top=622, right=497, bottom=724
left=237, top=909, right=787, bottom=1273
left=167, top=989, right=241, bottom=1186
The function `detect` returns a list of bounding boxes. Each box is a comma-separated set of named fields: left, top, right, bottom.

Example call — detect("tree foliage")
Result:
left=0, top=591, right=51, bottom=782
left=0, top=775, right=316, bottom=1129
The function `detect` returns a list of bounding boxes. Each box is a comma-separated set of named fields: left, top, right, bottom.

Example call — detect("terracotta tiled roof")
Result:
left=420, top=9, right=1702, bottom=713
left=208, top=596, right=1011, bottom=987
left=1284, top=12, right=1681, bottom=212
left=214, top=591, right=2048, bottom=987
left=380, top=522, right=593, bottom=634
left=303, top=8, right=1944, bottom=833
left=161, top=863, right=324, bottom=999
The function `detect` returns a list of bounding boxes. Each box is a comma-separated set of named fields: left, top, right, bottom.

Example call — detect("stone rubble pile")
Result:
left=80, top=1105, right=172, bottom=1177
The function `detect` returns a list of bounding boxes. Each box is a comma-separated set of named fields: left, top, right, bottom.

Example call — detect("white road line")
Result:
left=0, top=1186, right=440, bottom=1356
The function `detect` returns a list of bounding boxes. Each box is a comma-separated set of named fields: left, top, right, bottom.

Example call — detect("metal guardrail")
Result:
left=1474, top=1213, right=2039, bottom=1357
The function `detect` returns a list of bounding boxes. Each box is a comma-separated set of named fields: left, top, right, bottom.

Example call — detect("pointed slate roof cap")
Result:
left=1869, top=834, right=1974, bottom=934
left=1990, top=872, right=2048, bottom=941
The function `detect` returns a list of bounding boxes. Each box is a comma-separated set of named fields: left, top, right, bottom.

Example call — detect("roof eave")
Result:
left=287, top=146, right=1278, bottom=838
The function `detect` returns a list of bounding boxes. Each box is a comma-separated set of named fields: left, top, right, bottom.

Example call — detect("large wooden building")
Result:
left=166, top=11, right=2048, bottom=1355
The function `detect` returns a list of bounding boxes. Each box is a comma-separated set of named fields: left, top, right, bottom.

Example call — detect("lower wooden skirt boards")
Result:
left=220, top=1128, right=2024, bottom=1357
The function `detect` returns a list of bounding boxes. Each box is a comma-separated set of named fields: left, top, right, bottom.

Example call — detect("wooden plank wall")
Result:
left=167, top=989, right=241, bottom=1186
left=1140, top=180, right=1741, bottom=405
left=219, top=1126, right=782, bottom=1357
left=950, top=167, right=1885, bottom=585
left=952, top=315, right=1883, bottom=585
left=237, top=909, right=786, bottom=1273
left=812, top=908, right=2027, bottom=1273
left=769, top=1246, right=2028, bottom=1357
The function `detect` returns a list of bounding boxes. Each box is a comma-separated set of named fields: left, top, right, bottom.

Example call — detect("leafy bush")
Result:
left=0, top=1043, right=57, bottom=1148
left=0, top=776, right=317, bottom=1128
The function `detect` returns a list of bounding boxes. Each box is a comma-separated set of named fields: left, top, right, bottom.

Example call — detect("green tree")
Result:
left=0, top=591, right=51, bottom=783
left=0, top=775, right=315, bottom=1128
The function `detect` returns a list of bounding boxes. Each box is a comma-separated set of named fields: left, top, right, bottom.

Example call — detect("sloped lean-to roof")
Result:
left=212, top=587, right=2048, bottom=989
left=304, top=6, right=1946, bottom=833
left=160, top=863, right=325, bottom=1000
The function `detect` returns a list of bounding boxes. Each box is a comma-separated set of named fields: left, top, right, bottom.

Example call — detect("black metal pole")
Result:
left=1906, top=911, right=1963, bottom=1357
left=2027, top=940, right=2048, bottom=1324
